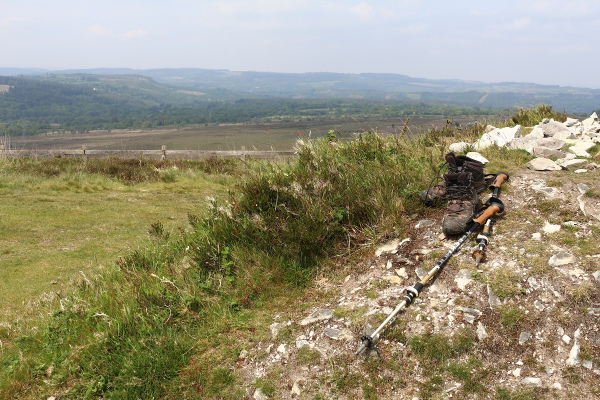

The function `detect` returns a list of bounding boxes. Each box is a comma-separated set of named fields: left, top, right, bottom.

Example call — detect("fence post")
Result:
left=82, top=145, right=87, bottom=162
left=162, top=145, right=167, bottom=160
left=241, top=145, right=246, bottom=168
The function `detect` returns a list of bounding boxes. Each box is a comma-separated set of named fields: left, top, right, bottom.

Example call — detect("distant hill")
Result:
left=2, top=67, right=599, bottom=113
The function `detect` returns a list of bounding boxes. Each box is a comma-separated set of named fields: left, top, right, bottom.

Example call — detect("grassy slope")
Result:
left=1, top=106, right=590, bottom=399
left=0, top=158, right=237, bottom=320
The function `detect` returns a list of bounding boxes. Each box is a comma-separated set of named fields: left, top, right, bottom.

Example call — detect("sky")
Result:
left=2, top=0, right=600, bottom=88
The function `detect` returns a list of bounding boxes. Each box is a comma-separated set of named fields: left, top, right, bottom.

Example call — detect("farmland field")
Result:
left=14, top=116, right=490, bottom=152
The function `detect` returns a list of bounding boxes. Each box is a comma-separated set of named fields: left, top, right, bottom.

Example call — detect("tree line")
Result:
left=0, top=75, right=501, bottom=136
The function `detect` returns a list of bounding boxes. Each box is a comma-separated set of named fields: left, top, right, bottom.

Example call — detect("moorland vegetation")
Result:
left=0, top=105, right=580, bottom=399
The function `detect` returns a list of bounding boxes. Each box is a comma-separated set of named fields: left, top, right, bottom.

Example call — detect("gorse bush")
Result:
left=510, top=103, right=567, bottom=127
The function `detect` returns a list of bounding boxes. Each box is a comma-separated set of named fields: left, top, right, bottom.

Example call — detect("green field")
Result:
left=0, top=157, right=237, bottom=321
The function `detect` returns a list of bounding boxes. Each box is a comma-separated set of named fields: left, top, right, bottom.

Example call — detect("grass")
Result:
left=0, top=157, right=237, bottom=320
left=487, top=268, right=524, bottom=299
left=1, top=105, right=586, bottom=399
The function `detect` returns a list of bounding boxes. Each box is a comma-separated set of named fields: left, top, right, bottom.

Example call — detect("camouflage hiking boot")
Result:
left=442, top=171, right=482, bottom=237
left=419, top=152, right=486, bottom=204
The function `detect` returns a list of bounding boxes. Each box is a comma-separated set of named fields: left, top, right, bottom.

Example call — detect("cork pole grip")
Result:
left=489, top=172, right=509, bottom=190
left=473, top=204, right=501, bottom=225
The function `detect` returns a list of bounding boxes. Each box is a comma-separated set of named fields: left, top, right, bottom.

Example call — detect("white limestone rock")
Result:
left=477, top=322, right=489, bottom=340
left=548, top=251, right=576, bottom=267
left=521, top=377, right=542, bottom=386
left=542, top=120, right=573, bottom=137
left=560, top=159, right=588, bottom=171
left=525, top=125, right=545, bottom=139
left=542, top=221, right=561, bottom=234
left=532, top=146, right=566, bottom=159
left=465, top=151, right=489, bottom=164
left=448, top=142, right=471, bottom=153
left=565, top=117, right=580, bottom=127
left=567, top=341, right=581, bottom=366
left=300, top=309, right=334, bottom=326
left=455, top=269, right=473, bottom=290
left=526, top=158, right=561, bottom=171
left=474, top=125, right=521, bottom=150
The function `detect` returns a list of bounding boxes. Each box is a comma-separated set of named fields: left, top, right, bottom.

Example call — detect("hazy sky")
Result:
left=2, top=0, right=600, bottom=88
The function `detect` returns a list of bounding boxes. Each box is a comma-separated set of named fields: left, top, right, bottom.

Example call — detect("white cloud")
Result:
left=1, top=17, right=29, bottom=25
left=505, top=17, right=532, bottom=31
left=87, top=24, right=111, bottom=35
left=350, top=3, right=373, bottom=19
left=124, top=29, right=149, bottom=38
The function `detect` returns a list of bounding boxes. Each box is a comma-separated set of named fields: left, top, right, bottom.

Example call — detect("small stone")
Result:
left=560, top=158, right=589, bottom=171
left=395, top=268, right=408, bottom=278
left=296, top=335, right=309, bottom=349
left=532, top=232, right=542, bottom=240
left=521, top=377, right=542, bottom=386
left=577, top=183, right=590, bottom=194
left=593, top=271, right=600, bottom=282
left=534, top=300, right=545, bottom=311
left=300, top=309, right=334, bottom=326
left=465, top=151, right=489, bottom=164
left=582, top=360, right=593, bottom=370
left=545, top=367, right=554, bottom=376
left=477, top=321, right=488, bottom=340
left=519, top=331, right=532, bottom=345
left=512, top=368, right=521, bottom=377
left=254, top=388, right=268, bottom=400
left=567, top=341, right=581, bottom=366
left=270, top=322, right=283, bottom=338
left=324, top=327, right=342, bottom=340
left=487, top=285, right=501, bottom=308
left=277, top=344, right=286, bottom=354
left=239, top=349, right=249, bottom=360
left=415, top=267, right=427, bottom=280
left=574, top=169, right=588, bottom=173
left=528, top=276, right=541, bottom=290
left=50, top=280, right=58, bottom=285
left=448, top=142, right=471, bottom=153
left=542, top=221, right=561, bottom=234
left=383, top=275, right=403, bottom=284
left=562, top=335, right=571, bottom=344
left=552, top=382, right=562, bottom=390
left=375, top=238, right=410, bottom=257
left=548, top=251, right=576, bottom=267
left=386, top=260, right=392, bottom=269
left=455, top=269, right=473, bottom=290
left=415, top=219, right=435, bottom=229
left=527, top=158, right=561, bottom=171
left=291, top=379, right=304, bottom=396
left=460, top=307, right=482, bottom=316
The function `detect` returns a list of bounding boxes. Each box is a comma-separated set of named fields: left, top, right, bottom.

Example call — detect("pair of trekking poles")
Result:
left=355, top=172, right=509, bottom=356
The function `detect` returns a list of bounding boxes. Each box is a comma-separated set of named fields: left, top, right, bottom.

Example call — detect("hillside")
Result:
left=0, top=106, right=598, bottom=399
left=3, top=67, right=600, bottom=113
left=0, top=74, right=496, bottom=137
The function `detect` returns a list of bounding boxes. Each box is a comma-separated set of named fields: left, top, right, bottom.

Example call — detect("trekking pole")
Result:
left=471, top=172, right=509, bottom=267
left=355, top=187, right=507, bottom=356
